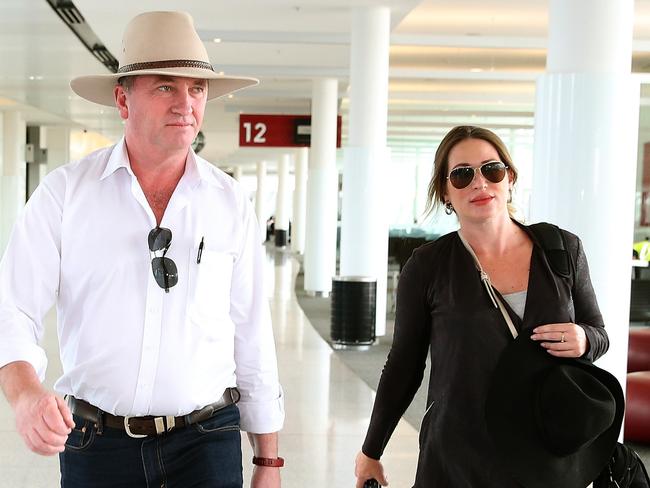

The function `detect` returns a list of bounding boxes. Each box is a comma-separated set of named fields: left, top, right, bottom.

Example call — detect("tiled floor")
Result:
left=0, top=248, right=419, bottom=487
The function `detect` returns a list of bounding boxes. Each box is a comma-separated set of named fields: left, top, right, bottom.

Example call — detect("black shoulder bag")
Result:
left=594, top=443, right=650, bottom=488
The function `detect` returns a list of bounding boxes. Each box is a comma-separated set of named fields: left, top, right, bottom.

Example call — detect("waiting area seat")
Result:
left=388, top=227, right=439, bottom=270
left=628, top=328, right=650, bottom=372
left=625, top=328, right=650, bottom=443
left=630, top=280, right=650, bottom=323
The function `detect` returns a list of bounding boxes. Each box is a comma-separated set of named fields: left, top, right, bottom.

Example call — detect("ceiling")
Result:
left=2, top=0, right=650, bottom=169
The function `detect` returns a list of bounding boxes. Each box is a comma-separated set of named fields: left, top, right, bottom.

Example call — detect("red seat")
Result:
left=624, top=371, right=650, bottom=442
left=628, top=328, right=650, bottom=373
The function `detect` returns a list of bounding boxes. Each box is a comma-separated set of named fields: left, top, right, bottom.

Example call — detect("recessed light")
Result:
left=227, top=94, right=234, bottom=99
left=470, top=68, right=483, bottom=73
left=28, top=75, right=44, bottom=81
left=213, top=38, right=222, bottom=43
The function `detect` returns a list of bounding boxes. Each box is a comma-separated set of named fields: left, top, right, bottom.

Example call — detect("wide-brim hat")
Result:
left=70, top=11, right=258, bottom=107
left=485, top=333, right=624, bottom=488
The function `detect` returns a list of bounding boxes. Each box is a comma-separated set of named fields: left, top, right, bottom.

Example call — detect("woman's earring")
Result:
left=444, top=201, right=454, bottom=215
left=507, top=188, right=513, bottom=204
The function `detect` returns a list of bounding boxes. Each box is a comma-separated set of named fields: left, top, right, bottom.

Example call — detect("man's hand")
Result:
left=251, top=465, right=281, bottom=488
left=14, top=389, right=74, bottom=455
left=0, top=361, right=74, bottom=456
left=531, top=323, right=589, bottom=358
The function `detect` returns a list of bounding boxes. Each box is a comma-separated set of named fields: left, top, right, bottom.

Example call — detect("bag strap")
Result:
left=528, top=222, right=572, bottom=280
left=458, top=232, right=518, bottom=339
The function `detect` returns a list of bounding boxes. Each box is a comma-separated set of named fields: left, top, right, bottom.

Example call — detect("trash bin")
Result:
left=274, top=229, right=288, bottom=247
left=331, top=276, right=376, bottom=349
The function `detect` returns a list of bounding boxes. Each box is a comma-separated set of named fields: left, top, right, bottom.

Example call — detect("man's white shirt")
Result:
left=0, top=138, right=284, bottom=433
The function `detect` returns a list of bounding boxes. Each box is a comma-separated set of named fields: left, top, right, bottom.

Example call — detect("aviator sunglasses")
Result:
left=447, top=160, right=509, bottom=189
left=148, top=227, right=178, bottom=293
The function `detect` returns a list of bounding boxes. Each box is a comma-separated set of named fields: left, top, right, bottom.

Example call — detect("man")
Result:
left=0, top=11, right=284, bottom=488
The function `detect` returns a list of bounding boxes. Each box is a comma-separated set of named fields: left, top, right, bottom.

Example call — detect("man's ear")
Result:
left=114, top=85, right=128, bottom=120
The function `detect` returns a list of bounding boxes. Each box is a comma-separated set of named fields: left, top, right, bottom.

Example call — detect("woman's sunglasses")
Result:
left=447, top=160, right=509, bottom=189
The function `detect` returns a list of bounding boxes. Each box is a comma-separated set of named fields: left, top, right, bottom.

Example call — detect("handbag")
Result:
left=593, top=443, right=650, bottom=488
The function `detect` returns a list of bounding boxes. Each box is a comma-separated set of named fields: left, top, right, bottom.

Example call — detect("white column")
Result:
left=274, top=154, right=292, bottom=247
left=304, top=78, right=339, bottom=295
left=233, top=166, right=243, bottom=182
left=339, top=6, right=391, bottom=336
left=1, top=112, right=27, bottom=254
left=531, top=0, right=637, bottom=394
left=45, top=126, right=71, bottom=173
left=291, top=148, right=308, bottom=254
left=255, top=161, right=268, bottom=237
left=414, top=150, right=430, bottom=225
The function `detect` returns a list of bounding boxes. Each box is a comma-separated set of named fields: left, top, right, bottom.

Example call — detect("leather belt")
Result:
left=67, top=388, right=240, bottom=438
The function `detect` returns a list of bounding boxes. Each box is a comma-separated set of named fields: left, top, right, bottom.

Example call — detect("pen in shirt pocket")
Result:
left=197, top=236, right=204, bottom=264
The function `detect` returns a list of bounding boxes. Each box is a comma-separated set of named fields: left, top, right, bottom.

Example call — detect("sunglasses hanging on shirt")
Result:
left=447, top=160, right=509, bottom=189
left=148, top=226, right=178, bottom=292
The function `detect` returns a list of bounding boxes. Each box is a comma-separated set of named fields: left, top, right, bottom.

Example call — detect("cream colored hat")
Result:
left=70, top=11, right=258, bottom=106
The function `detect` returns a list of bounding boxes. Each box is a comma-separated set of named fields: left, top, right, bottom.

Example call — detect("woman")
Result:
left=354, top=126, right=609, bottom=487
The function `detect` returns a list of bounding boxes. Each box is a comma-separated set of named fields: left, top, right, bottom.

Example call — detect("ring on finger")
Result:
left=560, top=332, right=566, bottom=343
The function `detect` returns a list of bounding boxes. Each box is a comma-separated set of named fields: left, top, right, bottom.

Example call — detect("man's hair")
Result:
left=117, top=76, right=135, bottom=91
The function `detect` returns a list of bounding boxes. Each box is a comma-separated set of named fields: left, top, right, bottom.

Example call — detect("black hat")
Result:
left=485, top=333, right=624, bottom=488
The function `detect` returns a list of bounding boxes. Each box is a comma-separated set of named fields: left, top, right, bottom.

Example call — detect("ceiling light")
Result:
left=227, top=94, right=234, bottom=99
left=469, top=68, right=483, bottom=73
left=218, top=71, right=225, bottom=75
left=213, top=38, right=222, bottom=43
left=28, top=75, right=44, bottom=81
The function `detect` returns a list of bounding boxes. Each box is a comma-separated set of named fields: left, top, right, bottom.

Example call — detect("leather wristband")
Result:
left=252, top=456, right=285, bottom=467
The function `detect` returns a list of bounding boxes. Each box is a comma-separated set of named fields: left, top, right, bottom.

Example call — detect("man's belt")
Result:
left=67, top=387, right=240, bottom=438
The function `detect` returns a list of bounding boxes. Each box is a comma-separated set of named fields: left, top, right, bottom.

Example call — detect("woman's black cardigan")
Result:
left=362, top=224, right=609, bottom=488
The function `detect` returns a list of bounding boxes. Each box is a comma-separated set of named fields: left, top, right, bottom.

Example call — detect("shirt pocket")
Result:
left=188, top=249, right=234, bottom=324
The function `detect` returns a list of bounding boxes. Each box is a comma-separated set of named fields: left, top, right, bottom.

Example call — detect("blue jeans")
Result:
left=59, top=403, right=243, bottom=488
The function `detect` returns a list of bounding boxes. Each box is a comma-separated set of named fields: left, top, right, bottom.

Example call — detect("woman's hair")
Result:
left=424, top=125, right=519, bottom=217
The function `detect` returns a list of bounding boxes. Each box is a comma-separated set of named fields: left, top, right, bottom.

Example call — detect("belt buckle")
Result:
left=124, top=416, right=147, bottom=438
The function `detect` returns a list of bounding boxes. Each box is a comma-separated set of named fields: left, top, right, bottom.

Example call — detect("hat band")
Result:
left=117, top=59, right=215, bottom=74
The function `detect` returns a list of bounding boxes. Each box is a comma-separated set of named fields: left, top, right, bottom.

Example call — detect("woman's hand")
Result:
left=531, top=323, right=589, bottom=358
left=355, top=451, right=388, bottom=487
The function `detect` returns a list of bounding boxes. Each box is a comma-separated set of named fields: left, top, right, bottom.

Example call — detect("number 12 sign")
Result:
left=239, top=114, right=342, bottom=148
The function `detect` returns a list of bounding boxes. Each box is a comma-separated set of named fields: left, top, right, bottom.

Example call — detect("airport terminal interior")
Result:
left=2, top=0, right=650, bottom=486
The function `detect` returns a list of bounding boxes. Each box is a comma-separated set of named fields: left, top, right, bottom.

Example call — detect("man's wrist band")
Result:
left=252, top=456, right=285, bottom=467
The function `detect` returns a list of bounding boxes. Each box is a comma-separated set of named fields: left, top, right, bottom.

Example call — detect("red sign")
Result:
left=239, top=114, right=342, bottom=148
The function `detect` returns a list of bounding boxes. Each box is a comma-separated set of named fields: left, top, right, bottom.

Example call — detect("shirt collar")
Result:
left=99, top=137, right=132, bottom=180
left=99, top=137, right=223, bottom=190
left=186, top=149, right=224, bottom=190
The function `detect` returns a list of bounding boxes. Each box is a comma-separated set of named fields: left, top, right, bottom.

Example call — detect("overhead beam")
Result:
left=199, top=30, right=650, bottom=53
